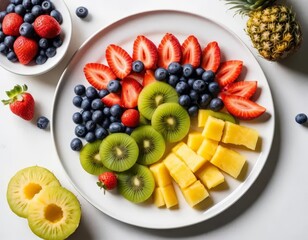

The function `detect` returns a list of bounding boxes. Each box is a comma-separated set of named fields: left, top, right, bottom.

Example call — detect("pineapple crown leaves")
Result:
left=224, top=0, right=278, bottom=15
left=2, top=84, right=28, bottom=105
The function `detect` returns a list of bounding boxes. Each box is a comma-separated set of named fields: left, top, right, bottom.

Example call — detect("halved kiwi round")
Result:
left=117, top=164, right=155, bottom=203
left=80, top=140, right=109, bottom=175
left=99, top=133, right=139, bottom=172
left=6, top=166, right=61, bottom=218
left=151, top=102, right=190, bottom=142
left=27, top=186, right=81, bottom=240
left=138, top=81, right=178, bottom=120
left=131, top=125, right=165, bottom=165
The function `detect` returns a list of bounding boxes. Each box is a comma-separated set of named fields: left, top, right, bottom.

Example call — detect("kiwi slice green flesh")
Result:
left=80, top=140, right=109, bottom=175
left=131, top=125, right=165, bottom=165
left=27, top=186, right=81, bottom=240
left=138, top=81, right=178, bottom=120
left=117, top=164, right=155, bottom=203
left=152, top=102, right=190, bottom=143
left=99, top=133, right=139, bottom=172
left=6, top=166, right=61, bottom=218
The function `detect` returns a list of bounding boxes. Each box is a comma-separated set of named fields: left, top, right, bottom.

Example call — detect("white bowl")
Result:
left=0, top=0, right=72, bottom=76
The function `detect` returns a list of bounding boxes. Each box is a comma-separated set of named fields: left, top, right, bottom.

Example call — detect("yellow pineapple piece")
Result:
left=181, top=180, right=209, bottom=207
left=153, top=188, right=165, bottom=207
left=222, top=121, right=259, bottom=150
left=198, top=109, right=236, bottom=127
left=160, top=184, right=178, bottom=208
left=149, top=162, right=172, bottom=187
left=187, top=132, right=204, bottom=151
left=197, top=138, right=219, bottom=161
left=163, top=153, right=182, bottom=171
left=173, top=142, right=207, bottom=172
left=196, top=162, right=224, bottom=189
left=210, top=145, right=246, bottom=178
left=202, top=116, right=225, bottom=141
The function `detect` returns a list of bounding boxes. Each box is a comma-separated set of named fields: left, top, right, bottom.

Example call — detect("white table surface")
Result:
left=1, top=0, right=308, bottom=239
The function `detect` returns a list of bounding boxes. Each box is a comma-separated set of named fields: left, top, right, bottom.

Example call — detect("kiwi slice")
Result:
left=138, top=81, right=178, bottom=120
left=152, top=102, right=190, bottom=143
left=131, top=125, right=165, bottom=165
left=27, top=186, right=81, bottom=240
left=80, top=140, right=109, bottom=175
left=99, top=133, right=139, bottom=172
left=139, top=114, right=150, bottom=126
left=117, top=164, right=155, bottom=203
left=6, top=166, right=61, bottom=218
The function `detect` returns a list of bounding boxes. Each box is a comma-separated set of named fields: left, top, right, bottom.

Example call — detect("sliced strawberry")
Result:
left=132, top=35, right=158, bottom=70
left=222, top=94, right=266, bottom=120
left=181, top=35, right=201, bottom=68
left=222, top=81, right=258, bottom=99
left=101, top=93, right=121, bottom=107
left=157, top=33, right=182, bottom=69
left=83, top=63, right=117, bottom=90
left=142, top=70, right=156, bottom=86
left=215, top=60, right=243, bottom=88
left=200, top=41, right=221, bottom=73
left=121, top=78, right=143, bottom=109
left=106, top=44, right=132, bottom=79
left=123, top=72, right=144, bottom=85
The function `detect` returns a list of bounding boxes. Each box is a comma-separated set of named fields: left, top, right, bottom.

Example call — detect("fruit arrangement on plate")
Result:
left=70, top=32, right=267, bottom=208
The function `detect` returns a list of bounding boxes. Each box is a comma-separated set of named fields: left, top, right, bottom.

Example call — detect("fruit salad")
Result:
left=70, top=32, right=266, bottom=208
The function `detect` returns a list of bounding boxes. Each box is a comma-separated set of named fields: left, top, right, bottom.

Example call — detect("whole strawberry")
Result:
left=2, top=84, right=35, bottom=121
left=121, top=109, right=140, bottom=127
left=97, top=172, right=117, bottom=191
left=13, top=36, right=38, bottom=65
left=33, top=15, right=61, bottom=39
left=2, top=13, right=23, bottom=36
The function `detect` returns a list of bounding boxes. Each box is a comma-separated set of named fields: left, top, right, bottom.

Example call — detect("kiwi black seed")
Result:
left=99, top=133, right=139, bottom=172
left=138, top=81, right=178, bottom=120
left=117, top=164, right=155, bottom=203
left=151, top=102, right=190, bottom=142
left=80, top=140, right=109, bottom=175
left=131, top=125, right=165, bottom=165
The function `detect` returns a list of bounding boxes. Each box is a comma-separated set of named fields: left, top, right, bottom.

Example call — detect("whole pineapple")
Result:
left=225, top=0, right=302, bottom=61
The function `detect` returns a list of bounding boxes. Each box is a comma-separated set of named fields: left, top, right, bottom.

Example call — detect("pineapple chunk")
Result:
left=222, top=121, right=259, bottom=150
left=181, top=180, right=209, bottom=207
left=187, top=132, right=204, bottom=151
left=173, top=142, right=207, bottom=172
left=196, top=162, right=224, bottom=189
left=153, top=187, right=165, bottom=207
left=198, top=109, right=236, bottom=127
left=163, top=153, right=183, bottom=170
left=210, top=145, right=246, bottom=178
left=160, top=184, right=178, bottom=208
left=197, top=138, right=219, bottom=160
left=149, top=162, right=172, bottom=187
left=202, top=116, right=225, bottom=141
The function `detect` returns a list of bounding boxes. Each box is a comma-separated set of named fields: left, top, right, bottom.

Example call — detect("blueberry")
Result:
left=0, top=43, right=8, bottom=53
left=45, top=47, right=56, bottom=58
left=19, top=22, right=35, bottom=38
left=70, top=138, right=83, bottom=151
left=182, top=64, right=194, bottom=78
left=39, top=49, right=46, bottom=56
left=175, top=81, right=189, bottom=94
left=4, top=36, right=15, bottom=49
left=107, top=80, right=121, bottom=93
left=295, top=113, right=307, bottom=124
left=52, top=36, right=63, bottom=48
left=85, top=120, right=96, bottom=132
left=92, top=110, right=104, bottom=123
left=179, top=76, right=188, bottom=83
left=36, top=116, right=49, bottom=129
left=82, top=110, right=92, bottom=122
left=0, top=31, right=5, bottom=42
left=155, top=67, right=168, bottom=81
left=50, top=9, right=63, bottom=24
left=132, top=60, right=144, bottom=73
left=15, top=4, right=26, bottom=16
left=110, top=104, right=122, bottom=117
left=195, top=67, right=205, bottom=76
left=189, top=89, right=199, bottom=103
left=187, top=78, right=195, bottom=87
left=167, top=74, right=179, bottom=87
left=208, top=82, right=220, bottom=96
left=86, top=86, right=98, bottom=99
left=81, top=98, right=91, bottom=110
left=22, top=0, right=33, bottom=10
left=85, top=132, right=96, bottom=143
left=0, top=11, right=7, bottom=22
left=192, top=79, right=207, bottom=92
left=202, top=70, right=215, bottom=83
left=36, top=54, right=47, bottom=64
left=109, top=122, right=124, bottom=133
left=41, top=0, right=54, bottom=13
left=125, top=127, right=134, bottom=135
left=24, top=13, right=35, bottom=23
left=98, top=89, right=109, bottom=98
left=12, top=0, right=23, bottom=4
left=91, top=98, right=103, bottom=110
left=198, top=93, right=212, bottom=108
left=75, top=124, right=87, bottom=137
left=31, top=5, right=43, bottom=17
left=102, top=118, right=111, bottom=129
left=74, top=84, right=86, bottom=96
left=188, top=105, right=199, bottom=117
left=103, top=107, right=111, bottom=117
left=178, top=95, right=191, bottom=108
left=167, top=62, right=182, bottom=75
left=72, top=95, right=83, bottom=107
left=7, top=51, right=18, bottom=62
left=95, top=127, right=108, bottom=140
left=109, top=116, right=120, bottom=123
left=76, top=6, right=88, bottom=19
left=209, top=98, right=224, bottom=111
left=72, top=112, right=83, bottom=124
left=7, top=4, right=16, bottom=13
left=31, top=0, right=42, bottom=5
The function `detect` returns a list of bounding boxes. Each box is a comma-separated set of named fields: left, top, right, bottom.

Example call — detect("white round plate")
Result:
left=52, top=10, right=275, bottom=229
left=0, top=0, right=72, bottom=76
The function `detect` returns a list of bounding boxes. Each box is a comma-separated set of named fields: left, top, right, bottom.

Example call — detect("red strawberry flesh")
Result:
left=201, top=41, right=221, bottom=73
left=13, top=36, right=38, bottom=65
left=181, top=35, right=201, bottom=68
left=33, top=15, right=61, bottom=39
left=222, top=81, right=258, bottom=99
left=84, top=63, right=116, bottom=90
left=215, top=60, right=243, bottom=87
left=121, top=78, right=143, bottom=109
left=2, top=13, right=23, bottom=36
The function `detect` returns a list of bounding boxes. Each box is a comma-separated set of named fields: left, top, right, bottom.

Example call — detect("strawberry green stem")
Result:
left=2, top=84, right=28, bottom=105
